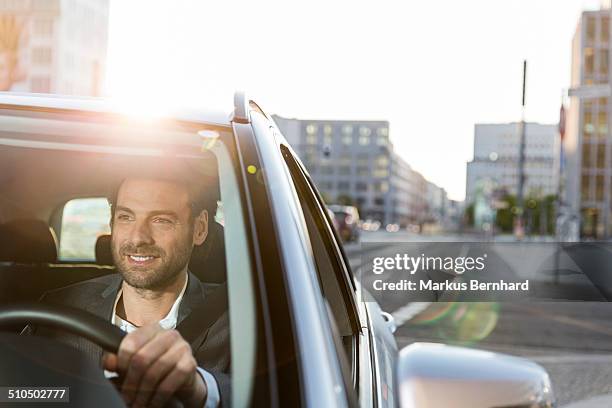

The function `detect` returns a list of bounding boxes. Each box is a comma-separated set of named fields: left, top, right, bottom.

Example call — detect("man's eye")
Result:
left=116, top=214, right=131, bottom=221
left=153, top=218, right=172, bottom=224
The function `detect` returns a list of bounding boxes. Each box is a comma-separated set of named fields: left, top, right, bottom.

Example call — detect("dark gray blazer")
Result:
left=25, top=271, right=230, bottom=406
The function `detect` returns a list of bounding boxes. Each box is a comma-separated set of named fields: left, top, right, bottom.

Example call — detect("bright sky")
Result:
left=105, top=0, right=604, bottom=201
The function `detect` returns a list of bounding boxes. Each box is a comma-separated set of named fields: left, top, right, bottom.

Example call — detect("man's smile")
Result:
left=126, top=254, right=159, bottom=265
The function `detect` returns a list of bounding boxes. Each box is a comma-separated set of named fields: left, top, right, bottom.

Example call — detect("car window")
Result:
left=58, top=198, right=111, bottom=261
left=0, top=116, right=260, bottom=406
left=281, top=144, right=360, bottom=385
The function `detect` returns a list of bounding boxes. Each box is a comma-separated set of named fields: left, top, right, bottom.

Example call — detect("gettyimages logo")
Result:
left=372, top=253, right=488, bottom=275
left=361, top=242, right=612, bottom=302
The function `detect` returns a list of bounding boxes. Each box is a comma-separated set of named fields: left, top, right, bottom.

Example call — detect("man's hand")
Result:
left=103, top=323, right=207, bottom=408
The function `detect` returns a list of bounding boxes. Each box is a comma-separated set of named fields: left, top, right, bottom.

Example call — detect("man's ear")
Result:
left=193, top=210, right=208, bottom=246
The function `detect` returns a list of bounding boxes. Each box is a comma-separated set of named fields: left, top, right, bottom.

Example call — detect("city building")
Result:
left=466, top=123, right=559, bottom=204
left=565, top=6, right=612, bottom=238
left=273, top=115, right=439, bottom=226
left=444, top=199, right=464, bottom=231
left=0, top=0, right=110, bottom=95
left=425, top=180, right=449, bottom=224
left=389, top=152, right=428, bottom=226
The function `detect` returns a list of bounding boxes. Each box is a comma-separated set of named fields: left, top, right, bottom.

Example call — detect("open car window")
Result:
left=0, top=114, right=259, bottom=406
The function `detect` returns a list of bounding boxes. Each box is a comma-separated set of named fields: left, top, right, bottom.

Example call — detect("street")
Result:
left=346, top=231, right=612, bottom=407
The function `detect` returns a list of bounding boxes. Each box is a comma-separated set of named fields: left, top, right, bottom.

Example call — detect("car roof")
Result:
left=0, top=92, right=233, bottom=128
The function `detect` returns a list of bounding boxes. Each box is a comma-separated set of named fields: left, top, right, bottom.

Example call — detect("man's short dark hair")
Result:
left=107, top=177, right=219, bottom=223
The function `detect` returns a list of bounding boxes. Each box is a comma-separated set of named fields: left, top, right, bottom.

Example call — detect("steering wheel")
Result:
left=0, top=302, right=125, bottom=352
left=0, top=303, right=185, bottom=407
left=0, top=303, right=124, bottom=404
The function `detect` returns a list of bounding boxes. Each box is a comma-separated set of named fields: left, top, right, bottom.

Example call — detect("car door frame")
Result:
left=239, top=107, right=355, bottom=407
left=278, top=140, right=382, bottom=407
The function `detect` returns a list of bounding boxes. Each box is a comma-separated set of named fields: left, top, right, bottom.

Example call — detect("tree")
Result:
left=464, top=203, right=474, bottom=227
left=335, top=194, right=363, bottom=215
left=495, top=194, right=556, bottom=234
left=495, top=195, right=517, bottom=232
left=336, top=194, right=355, bottom=206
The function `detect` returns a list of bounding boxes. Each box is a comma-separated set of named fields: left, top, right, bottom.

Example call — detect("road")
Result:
left=345, top=231, right=612, bottom=407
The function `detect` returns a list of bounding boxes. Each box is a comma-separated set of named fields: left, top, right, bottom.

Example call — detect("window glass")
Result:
left=357, top=166, right=369, bottom=176
left=281, top=145, right=360, bottom=392
left=321, top=165, right=334, bottom=175
left=32, top=47, right=52, bottom=65
left=582, top=144, right=592, bottom=168
left=596, top=174, right=604, bottom=201
left=358, top=135, right=370, bottom=145
left=584, top=110, right=594, bottom=135
left=306, top=124, right=318, bottom=134
left=373, top=168, right=388, bottom=177
left=599, top=49, right=609, bottom=76
left=338, top=154, right=351, bottom=165
left=0, top=120, right=259, bottom=405
left=587, top=17, right=596, bottom=42
left=585, top=47, right=594, bottom=76
left=582, top=173, right=591, bottom=200
left=337, top=181, right=350, bottom=191
left=30, top=76, right=51, bottom=93
left=341, top=124, right=353, bottom=135
left=359, top=126, right=371, bottom=137
left=598, top=110, right=608, bottom=135
left=339, top=166, right=351, bottom=175
left=33, top=19, right=53, bottom=37
left=59, top=198, right=111, bottom=260
left=597, top=143, right=606, bottom=169
left=357, top=154, right=369, bottom=165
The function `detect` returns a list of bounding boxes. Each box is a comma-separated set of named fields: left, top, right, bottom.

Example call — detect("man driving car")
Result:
left=25, top=173, right=230, bottom=408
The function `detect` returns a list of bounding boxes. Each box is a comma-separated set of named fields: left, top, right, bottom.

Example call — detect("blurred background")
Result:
left=4, top=0, right=612, bottom=405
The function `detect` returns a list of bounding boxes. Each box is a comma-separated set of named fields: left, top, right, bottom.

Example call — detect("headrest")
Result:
left=189, top=221, right=227, bottom=284
left=0, top=219, right=58, bottom=263
left=95, top=234, right=113, bottom=266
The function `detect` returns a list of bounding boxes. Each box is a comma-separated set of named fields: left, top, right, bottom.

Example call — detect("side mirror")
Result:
left=397, top=343, right=555, bottom=408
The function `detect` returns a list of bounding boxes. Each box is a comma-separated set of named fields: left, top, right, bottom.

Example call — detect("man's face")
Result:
left=110, top=178, right=207, bottom=290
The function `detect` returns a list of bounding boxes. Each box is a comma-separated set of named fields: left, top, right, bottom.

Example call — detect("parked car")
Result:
left=328, top=205, right=361, bottom=242
left=0, top=93, right=554, bottom=407
left=361, top=219, right=381, bottom=232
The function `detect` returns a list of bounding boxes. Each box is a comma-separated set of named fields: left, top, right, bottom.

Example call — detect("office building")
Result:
left=565, top=6, right=612, bottom=238
left=466, top=123, right=559, bottom=204
left=273, top=115, right=441, bottom=226
left=0, top=0, right=110, bottom=95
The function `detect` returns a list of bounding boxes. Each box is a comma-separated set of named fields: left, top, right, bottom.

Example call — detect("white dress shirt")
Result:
left=105, top=274, right=220, bottom=408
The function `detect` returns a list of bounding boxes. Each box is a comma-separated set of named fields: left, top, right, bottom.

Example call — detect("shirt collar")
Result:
left=111, top=273, right=189, bottom=332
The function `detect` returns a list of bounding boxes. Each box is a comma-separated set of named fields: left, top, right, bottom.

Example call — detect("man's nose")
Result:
left=129, top=219, right=155, bottom=246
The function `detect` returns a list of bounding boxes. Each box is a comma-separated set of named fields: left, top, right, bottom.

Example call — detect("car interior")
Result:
left=0, top=118, right=269, bottom=406
left=0, top=141, right=227, bottom=325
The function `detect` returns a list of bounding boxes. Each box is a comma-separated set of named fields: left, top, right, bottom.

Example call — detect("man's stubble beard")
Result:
left=111, top=234, right=194, bottom=291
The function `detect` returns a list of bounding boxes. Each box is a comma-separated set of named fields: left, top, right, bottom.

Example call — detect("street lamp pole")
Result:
left=515, top=60, right=528, bottom=239
left=554, top=94, right=566, bottom=284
